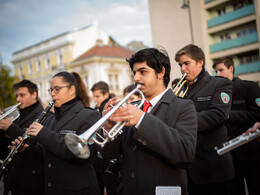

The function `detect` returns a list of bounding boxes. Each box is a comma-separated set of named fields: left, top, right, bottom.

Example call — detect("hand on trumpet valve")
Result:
left=109, top=104, right=143, bottom=127
left=8, top=136, right=29, bottom=152
left=0, top=117, right=12, bottom=131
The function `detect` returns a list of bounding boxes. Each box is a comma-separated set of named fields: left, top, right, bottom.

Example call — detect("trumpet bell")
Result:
left=0, top=102, right=21, bottom=121
left=65, top=133, right=90, bottom=159
left=65, top=84, right=145, bottom=159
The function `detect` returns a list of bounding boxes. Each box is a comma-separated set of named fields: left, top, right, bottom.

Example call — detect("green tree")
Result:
left=0, top=64, right=17, bottom=110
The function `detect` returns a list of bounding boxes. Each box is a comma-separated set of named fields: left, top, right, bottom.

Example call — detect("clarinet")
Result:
left=0, top=100, right=54, bottom=177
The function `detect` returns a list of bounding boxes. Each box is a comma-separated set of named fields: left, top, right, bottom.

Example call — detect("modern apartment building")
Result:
left=12, top=23, right=118, bottom=105
left=149, top=0, right=260, bottom=85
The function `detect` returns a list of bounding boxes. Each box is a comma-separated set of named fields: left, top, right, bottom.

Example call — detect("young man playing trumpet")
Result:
left=174, top=44, right=234, bottom=195
left=0, top=80, right=44, bottom=195
left=100, top=48, right=197, bottom=195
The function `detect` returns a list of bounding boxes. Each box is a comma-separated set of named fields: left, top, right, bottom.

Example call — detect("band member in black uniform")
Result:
left=25, top=71, right=100, bottom=195
left=101, top=48, right=197, bottom=195
left=91, top=81, right=121, bottom=195
left=213, top=57, right=260, bottom=195
left=0, top=80, right=44, bottom=195
left=175, top=44, right=234, bottom=195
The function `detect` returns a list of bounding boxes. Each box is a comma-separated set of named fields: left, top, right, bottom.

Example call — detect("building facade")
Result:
left=12, top=23, right=117, bottom=105
left=149, top=0, right=260, bottom=85
left=70, top=45, right=134, bottom=106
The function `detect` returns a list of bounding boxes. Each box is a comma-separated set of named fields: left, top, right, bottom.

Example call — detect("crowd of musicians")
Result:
left=0, top=44, right=259, bottom=195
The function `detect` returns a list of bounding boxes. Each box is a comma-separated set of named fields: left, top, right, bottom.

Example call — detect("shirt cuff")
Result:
left=135, top=113, right=145, bottom=129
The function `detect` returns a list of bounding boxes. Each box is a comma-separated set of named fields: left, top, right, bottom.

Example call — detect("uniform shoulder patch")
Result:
left=256, top=98, right=260, bottom=107
left=88, top=134, right=96, bottom=145
left=221, top=92, right=230, bottom=104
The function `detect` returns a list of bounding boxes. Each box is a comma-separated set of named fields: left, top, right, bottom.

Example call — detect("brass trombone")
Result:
left=0, top=102, right=21, bottom=122
left=173, top=73, right=189, bottom=97
left=65, top=84, right=145, bottom=159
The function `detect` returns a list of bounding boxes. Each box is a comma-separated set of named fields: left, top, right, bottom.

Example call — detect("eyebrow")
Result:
left=134, top=67, right=147, bottom=73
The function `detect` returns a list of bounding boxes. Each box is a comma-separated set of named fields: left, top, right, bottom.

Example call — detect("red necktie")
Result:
left=143, top=101, right=151, bottom=112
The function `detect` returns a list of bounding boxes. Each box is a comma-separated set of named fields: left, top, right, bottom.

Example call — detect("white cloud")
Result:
left=0, top=0, right=152, bottom=68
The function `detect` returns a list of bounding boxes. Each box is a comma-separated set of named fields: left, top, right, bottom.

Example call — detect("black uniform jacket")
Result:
left=228, top=77, right=260, bottom=161
left=35, top=99, right=101, bottom=195
left=101, top=89, right=197, bottom=195
left=5, top=101, right=44, bottom=194
left=185, top=70, right=235, bottom=184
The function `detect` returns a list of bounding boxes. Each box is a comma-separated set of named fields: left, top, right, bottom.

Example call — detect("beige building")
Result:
left=12, top=23, right=118, bottom=105
left=70, top=45, right=134, bottom=106
left=149, top=0, right=260, bottom=85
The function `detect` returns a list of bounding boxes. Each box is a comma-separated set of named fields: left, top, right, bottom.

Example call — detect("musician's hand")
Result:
left=26, top=122, right=43, bottom=136
left=103, top=97, right=119, bottom=131
left=245, top=122, right=260, bottom=142
left=111, top=104, right=143, bottom=127
left=8, top=136, right=29, bottom=152
left=0, top=117, right=13, bottom=130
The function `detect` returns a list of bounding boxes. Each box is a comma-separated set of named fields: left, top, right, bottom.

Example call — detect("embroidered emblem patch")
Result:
left=256, top=98, right=260, bottom=107
left=221, top=92, right=230, bottom=104
left=88, top=134, right=96, bottom=145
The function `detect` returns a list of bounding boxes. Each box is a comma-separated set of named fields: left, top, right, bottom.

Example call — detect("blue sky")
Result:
left=0, top=0, right=152, bottom=70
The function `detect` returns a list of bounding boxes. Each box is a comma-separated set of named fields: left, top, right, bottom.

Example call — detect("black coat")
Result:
left=101, top=89, right=197, bottom=195
left=228, top=77, right=260, bottom=161
left=184, top=70, right=235, bottom=184
left=4, top=101, right=45, bottom=195
left=35, top=99, right=101, bottom=195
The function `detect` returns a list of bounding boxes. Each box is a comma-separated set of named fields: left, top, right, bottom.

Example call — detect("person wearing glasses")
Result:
left=0, top=80, right=45, bottom=195
left=24, top=71, right=100, bottom=195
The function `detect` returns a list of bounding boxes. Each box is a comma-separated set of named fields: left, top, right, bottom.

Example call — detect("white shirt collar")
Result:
left=146, top=89, right=168, bottom=112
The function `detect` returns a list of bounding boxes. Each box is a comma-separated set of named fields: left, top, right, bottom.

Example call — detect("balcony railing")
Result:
left=205, top=0, right=212, bottom=3
left=207, top=4, right=255, bottom=28
left=210, top=32, right=258, bottom=53
left=235, top=61, right=260, bottom=75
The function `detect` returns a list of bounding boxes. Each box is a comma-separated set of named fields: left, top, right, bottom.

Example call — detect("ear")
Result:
left=198, top=60, right=204, bottom=68
left=159, top=67, right=165, bottom=80
left=69, top=86, right=76, bottom=96
left=104, top=92, right=110, bottom=99
left=229, top=66, right=234, bottom=74
left=32, top=91, right=37, bottom=99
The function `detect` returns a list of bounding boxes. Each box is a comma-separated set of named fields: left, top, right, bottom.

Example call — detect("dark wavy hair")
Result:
left=13, top=79, right=38, bottom=98
left=127, top=48, right=171, bottom=87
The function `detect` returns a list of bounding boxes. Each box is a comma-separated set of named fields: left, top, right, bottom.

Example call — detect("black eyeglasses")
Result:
left=48, top=85, right=69, bottom=94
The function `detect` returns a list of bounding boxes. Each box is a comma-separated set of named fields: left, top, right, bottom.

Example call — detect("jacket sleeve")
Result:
left=101, top=99, right=197, bottom=166
left=6, top=123, right=26, bottom=140
left=229, top=82, right=260, bottom=125
left=35, top=110, right=101, bottom=162
left=197, top=78, right=232, bottom=132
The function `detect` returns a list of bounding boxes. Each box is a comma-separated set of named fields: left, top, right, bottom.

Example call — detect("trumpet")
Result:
left=173, top=73, right=189, bottom=98
left=0, top=100, right=54, bottom=177
left=217, top=129, right=260, bottom=155
left=0, top=102, right=21, bottom=122
left=65, top=84, right=145, bottom=159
